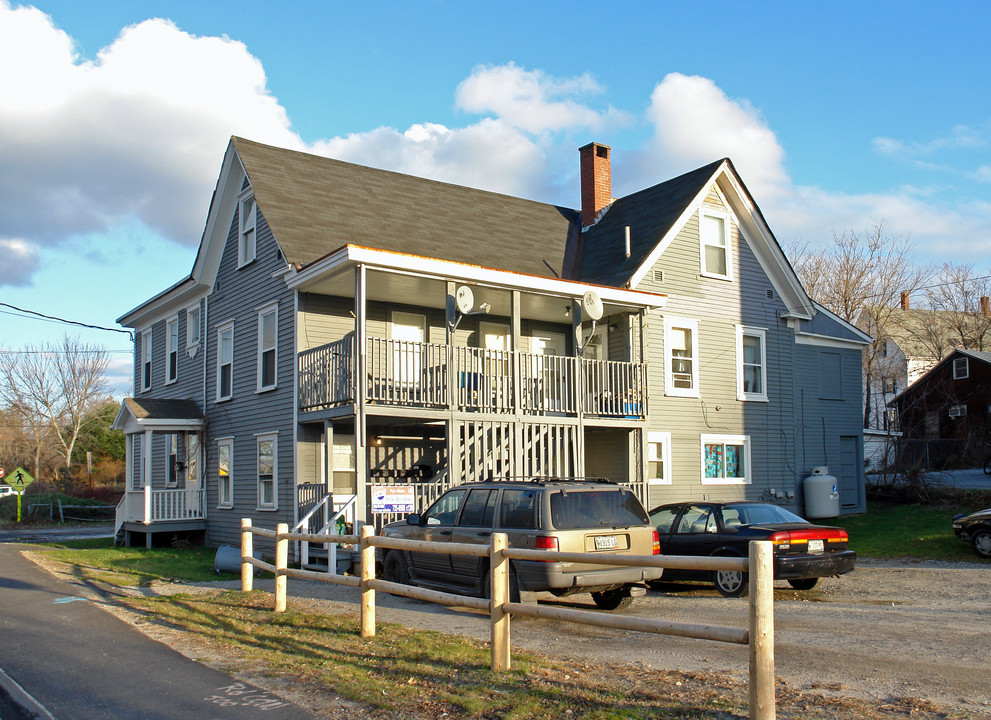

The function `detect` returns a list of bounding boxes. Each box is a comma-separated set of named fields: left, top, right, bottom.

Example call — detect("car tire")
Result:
left=971, top=528, right=991, bottom=558
left=591, top=588, right=634, bottom=611
left=787, top=577, right=819, bottom=591
left=714, top=569, right=749, bottom=598
left=383, top=551, right=410, bottom=584
left=483, top=565, right=522, bottom=603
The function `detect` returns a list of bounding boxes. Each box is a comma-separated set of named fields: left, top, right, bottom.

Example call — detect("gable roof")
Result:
left=889, top=346, right=991, bottom=407
left=881, top=308, right=991, bottom=360
left=578, top=159, right=724, bottom=287
left=232, top=137, right=580, bottom=278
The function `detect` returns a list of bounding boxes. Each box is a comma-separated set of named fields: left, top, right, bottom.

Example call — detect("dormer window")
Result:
left=238, top=193, right=256, bottom=267
left=699, top=208, right=732, bottom=280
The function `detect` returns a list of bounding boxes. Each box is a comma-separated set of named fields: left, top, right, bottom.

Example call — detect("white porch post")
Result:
left=143, top=430, right=153, bottom=524
left=354, top=264, right=368, bottom=522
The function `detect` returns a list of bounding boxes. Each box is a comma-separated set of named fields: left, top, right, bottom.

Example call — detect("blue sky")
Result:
left=3, top=0, right=991, bottom=396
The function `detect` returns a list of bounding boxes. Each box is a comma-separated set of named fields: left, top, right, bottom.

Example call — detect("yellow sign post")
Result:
left=8, top=467, right=35, bottom=523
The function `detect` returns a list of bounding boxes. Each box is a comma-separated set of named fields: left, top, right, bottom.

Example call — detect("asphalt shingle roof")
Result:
left=122, top=398, right=204, bottom=422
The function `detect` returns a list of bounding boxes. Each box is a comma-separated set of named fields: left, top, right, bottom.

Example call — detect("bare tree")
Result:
left=0, top=336, right=110, bottom=490
left=903, top=263, right=991, bottom=357
left=790, top=220, right=931, bottom=428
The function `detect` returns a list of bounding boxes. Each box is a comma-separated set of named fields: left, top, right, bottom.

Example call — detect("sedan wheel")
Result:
left=591, top=588, right=634, bottom=611
left=971, top=529, right=991, bottom=558
left=714, top=570, right=749, bottom=598
left=787, top=577, right=819, bottom=591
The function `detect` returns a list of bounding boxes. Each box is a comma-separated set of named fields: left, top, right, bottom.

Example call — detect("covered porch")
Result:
left=112, top=398, right=207, bottom=547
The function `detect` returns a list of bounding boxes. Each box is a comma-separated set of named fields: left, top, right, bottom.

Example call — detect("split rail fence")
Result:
left=240, top=518, right=776, bottom=720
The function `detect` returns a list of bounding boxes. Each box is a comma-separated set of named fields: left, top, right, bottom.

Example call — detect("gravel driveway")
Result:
left=213, top=558, right=990, bottom=717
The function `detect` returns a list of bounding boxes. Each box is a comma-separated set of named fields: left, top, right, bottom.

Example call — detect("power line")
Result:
left=0, top=302, right=133, bottom=339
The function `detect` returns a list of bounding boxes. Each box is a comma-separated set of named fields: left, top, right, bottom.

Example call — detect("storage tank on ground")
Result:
left=804, top=466, right=840, bottom=519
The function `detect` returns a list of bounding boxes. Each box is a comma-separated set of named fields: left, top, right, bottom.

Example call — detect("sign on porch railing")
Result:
left=371, top=486, right=415, bottom=514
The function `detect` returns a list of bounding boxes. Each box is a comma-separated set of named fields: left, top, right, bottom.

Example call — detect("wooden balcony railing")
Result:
left=298, top=338, right=646, bottom=419
left=116, top=487, right=206, bottom=528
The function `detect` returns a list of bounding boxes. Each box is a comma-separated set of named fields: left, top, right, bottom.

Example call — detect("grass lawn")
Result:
left=833, top=501, right=991, bottom=562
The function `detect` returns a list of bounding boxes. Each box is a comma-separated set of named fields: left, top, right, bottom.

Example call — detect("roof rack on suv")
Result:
left=482, top=476, right=618, bottom=485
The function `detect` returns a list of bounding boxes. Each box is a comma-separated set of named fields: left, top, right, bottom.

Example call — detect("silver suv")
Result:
left=378, top=478, right=662, bottom=610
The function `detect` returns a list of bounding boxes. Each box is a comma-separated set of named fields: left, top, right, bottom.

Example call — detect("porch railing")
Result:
left=118, top=487, right=206, bottom=525
left=298, top=337, right=646, bottom=420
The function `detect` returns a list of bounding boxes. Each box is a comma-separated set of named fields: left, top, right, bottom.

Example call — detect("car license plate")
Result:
left=808, top=539, right=824, bottom=554
left=594, top=535, right=619, bottom=550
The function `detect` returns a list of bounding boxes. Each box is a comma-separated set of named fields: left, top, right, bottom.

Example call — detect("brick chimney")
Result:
left=579, top=142, right=612, bottom=228
left=900, top=291, right=910, bottom=311
left=982, top=296, right=990, bottom=316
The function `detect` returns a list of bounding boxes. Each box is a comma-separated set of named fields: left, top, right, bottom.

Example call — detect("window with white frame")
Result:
left=186, top=304, right=201, bottom=350
left=239, top=194, right=256, bottom=267
left=140, top=329, right=152, bottom=391
left=953, top=356, right=969, bottom=380
left=699, top=208, right=732, bottom=279
left=664, top=316, right=699, bottom=397
left=701, top=434, right=751, bottom=485
left=647, top=431, right=672, bottom=485
left=736, top=326, right=767, bottom=401
left=217, top=321, right=234, bottom=401
left=217, top=437, right=233, bottom=508
left=257, top=303, right=278, bottom=391
left=165, top=433, right=179, bottom=487
left=257, top=433, right=277, bottom=509
left=185, top=432, right=199, bottom=483
left=166, top=316, right=179, bottom=384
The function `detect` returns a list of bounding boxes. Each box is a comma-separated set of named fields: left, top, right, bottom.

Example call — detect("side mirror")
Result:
left=406, top=513, right=422, bottom=526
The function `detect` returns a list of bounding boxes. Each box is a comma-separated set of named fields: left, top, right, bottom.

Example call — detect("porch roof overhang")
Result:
left=113, top=398, right=206, bottom=435
left=285, top=244, right=667, bottom=322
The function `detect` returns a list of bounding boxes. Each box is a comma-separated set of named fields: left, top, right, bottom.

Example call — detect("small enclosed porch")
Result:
left=112, top=398, right=207, bottom=547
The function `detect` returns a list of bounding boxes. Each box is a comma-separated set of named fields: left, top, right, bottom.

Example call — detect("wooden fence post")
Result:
left=490, top=532, right=510, bottom=671
left=241, top=518, right=253, bottom=592
left=275, top=522, right=289, bottom=613
left=749, top=540, right=775, bottom=720
left=360, top=525, right=376, bottom=638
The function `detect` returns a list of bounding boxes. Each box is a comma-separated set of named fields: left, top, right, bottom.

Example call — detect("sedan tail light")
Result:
left=768, top=528, right=848, bottom=550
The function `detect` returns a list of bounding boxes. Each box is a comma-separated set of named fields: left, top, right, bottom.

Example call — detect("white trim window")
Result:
left=699, top=208, right=732, bottom=280
left=140, top=328, right=152, bottom=392
left=257, top=303, right=278, bottom=391
left=736, top=326, right=768, bottom=401
left=186, top=304, right=201, bottom=353
left=953, top=356, right=969, bottom=380
left=166, top=316, right=179, bottom=384
left=701, top=434, right=751, bottom=485
left=217, top=321, right=234, bottom=401
left=257, top=433, right=278, bottom=510
left=238, top=193, right=257, bottom=267
left=217, top=437, right=233, bottom=508
left=664, top=316, right=699, bottom=398
left=647, top=431, right=672, bottom=485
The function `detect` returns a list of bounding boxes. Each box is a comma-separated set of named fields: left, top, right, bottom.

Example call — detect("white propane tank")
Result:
left=804, top=466, right=840, bottom=519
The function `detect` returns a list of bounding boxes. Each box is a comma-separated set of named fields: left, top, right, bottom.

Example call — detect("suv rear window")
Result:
left=549, top=489, right=649, bottom=529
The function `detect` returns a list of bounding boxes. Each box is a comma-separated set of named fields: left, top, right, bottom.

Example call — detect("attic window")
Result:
left=953, top=357, right=969, bottom=380
left=699, top=208, right=732, bottom=280
left=239, top=193, right=257, bottom=267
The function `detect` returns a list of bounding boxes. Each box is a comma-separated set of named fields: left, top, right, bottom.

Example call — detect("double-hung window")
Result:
left=217, top=438, right=233, bottom=508
left=664, top=316, right=699, bottom=398
left=701, top=434, right=751, bottom=485
left=953, top=357, right=969, bottom=380
left=238, top=194, right=256, bottom=267
left=736, top=326, right=767, bottom=401
left=217, top=321, right=234, bottom=401
left=257, top=433, right=277, bottom=509
left=186, top=304, right=201, bottom=353
left=166, top=316, right=179, bottom=384
left=165, top=433, right=179, bottom=487
left=257, top=303, right=278, bottom=391
left=647, top=432, right=672, bottom=485
left=699, top=208, right=732, bottom=279
left=140, top=329, right=152, bottom=391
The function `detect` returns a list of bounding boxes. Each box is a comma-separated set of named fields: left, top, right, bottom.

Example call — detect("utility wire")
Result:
left=0, top=302, right=133, bottom=339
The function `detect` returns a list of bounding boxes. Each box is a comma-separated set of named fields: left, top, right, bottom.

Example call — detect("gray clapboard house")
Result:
left=113, top=137, right=867, bottom=552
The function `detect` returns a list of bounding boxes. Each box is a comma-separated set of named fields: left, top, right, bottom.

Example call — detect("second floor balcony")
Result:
left=298, top=336, right=647, bottom=420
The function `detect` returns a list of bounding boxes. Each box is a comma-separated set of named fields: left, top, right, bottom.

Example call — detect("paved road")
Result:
left=0, top=544, right=323, bottom=720
left=924, top=466, right=991, bottom=490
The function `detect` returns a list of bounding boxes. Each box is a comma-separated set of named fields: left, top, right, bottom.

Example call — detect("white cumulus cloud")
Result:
left=0, top=239, right=40, bottom=286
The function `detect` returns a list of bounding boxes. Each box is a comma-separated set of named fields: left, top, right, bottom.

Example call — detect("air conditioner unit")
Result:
left=948, top=405, right=966, bottom=418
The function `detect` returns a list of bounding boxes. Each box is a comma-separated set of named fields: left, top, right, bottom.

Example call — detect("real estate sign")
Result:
left=371, top=486, right=415, bottom=514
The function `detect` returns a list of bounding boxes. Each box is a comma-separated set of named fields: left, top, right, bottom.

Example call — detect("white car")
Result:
left=0, top=485, right=16, bottom=497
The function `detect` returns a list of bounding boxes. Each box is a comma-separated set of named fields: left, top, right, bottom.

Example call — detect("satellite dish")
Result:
left=455, top=286, right=475, bottom=315
left=581, top=291, right=604, bottom=321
